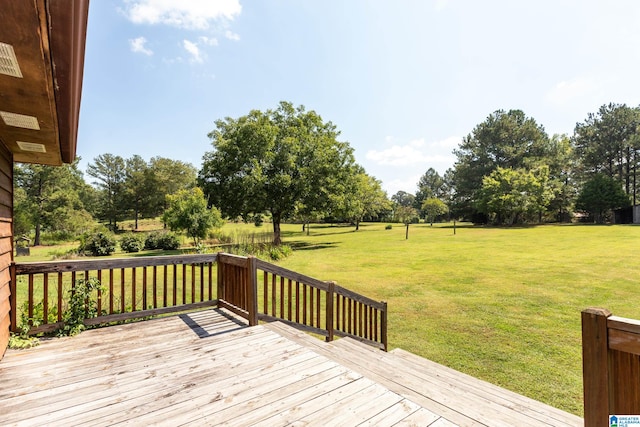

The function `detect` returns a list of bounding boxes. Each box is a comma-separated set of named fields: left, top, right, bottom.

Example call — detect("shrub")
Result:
left=82, top=232, right=116, bottom=256
left=120, top=234, right=144, bottom=253
left=144, top=231, right=180, bottom=250
left=385, top=224, right=393, bottom=230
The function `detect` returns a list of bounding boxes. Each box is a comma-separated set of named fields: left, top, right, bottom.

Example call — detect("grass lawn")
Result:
left=270, top=221, right=640, bottom=416
left=17, top=221, right=639, bottom=415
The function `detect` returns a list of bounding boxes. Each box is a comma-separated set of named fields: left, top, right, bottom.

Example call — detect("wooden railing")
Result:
left=10, top=253, right=388, bottom=350
left=10, top=254, right=219, bottom=334
left=582, top=307, right=640, bottom=426
left=256, top=259, right=387, bottom=350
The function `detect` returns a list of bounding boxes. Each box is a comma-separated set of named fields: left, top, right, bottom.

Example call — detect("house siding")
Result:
left=0, top=142, right=12, bottom=359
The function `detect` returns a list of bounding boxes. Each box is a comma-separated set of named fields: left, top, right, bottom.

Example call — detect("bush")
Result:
left=82, top=232, right=116, bottom=256
left=385, top=224, right=393, bottom=230
left=144, top=231, right=180, bottom=250
left=120, top=234, right=144, bottom=253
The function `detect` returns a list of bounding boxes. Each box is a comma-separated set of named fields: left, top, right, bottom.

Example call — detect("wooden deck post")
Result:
left=216, top=252, right=224, bottom=305
left=582, top=307, right=612, bottom=427
left=9, top=262, right=17, bottom=333
left=381, top=301, right=388, bottom=352
left=246, top=256, right=258, bottom=326
left=326, top=281, right=335, bottom=342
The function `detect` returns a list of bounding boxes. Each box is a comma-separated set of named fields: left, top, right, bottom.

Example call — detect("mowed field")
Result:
left=271, top=222, right=640, bottom=416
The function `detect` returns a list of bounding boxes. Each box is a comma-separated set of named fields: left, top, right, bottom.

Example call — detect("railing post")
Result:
left=9, top=262, right=17, bottom=333
left=381, top=301, right=388, bottom=352
left=326, top=281, right=335, bottom=342
left=246, top=256, right=258, bottom=326
left=216, top=252, right=224, bottom=305
left=582, top=307, right=612, bottom=427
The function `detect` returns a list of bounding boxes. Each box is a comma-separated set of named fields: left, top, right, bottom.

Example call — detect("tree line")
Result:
left=15, top=101, right=639, bottom=247
left=404, top=103, right=639, bottom=225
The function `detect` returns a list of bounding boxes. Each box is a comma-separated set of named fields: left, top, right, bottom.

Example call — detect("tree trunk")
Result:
left=405, top=223, right=409, bottom=240
left=355, top=219, right=360, bottom=231
left=272, top=212, right=282, bottom=245
left=34, top=222, right=41, bottom=246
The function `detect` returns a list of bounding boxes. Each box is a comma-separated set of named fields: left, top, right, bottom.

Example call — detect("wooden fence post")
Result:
left=326, top=281, right=335, bottom=342
left=582, top=307, right=612, bottom=427
left=246, top=256, right=258, bottom=326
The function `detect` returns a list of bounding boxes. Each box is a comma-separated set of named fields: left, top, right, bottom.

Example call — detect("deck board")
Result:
left=0, top=309, right=453, bottom=426
left=0, top=309, right=582, bottom=426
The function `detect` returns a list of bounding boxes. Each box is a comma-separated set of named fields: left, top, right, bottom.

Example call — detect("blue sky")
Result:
left=78, top=0, right=640, bottom=195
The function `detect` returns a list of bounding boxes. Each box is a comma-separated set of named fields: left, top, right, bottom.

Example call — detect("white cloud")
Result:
left=430, top=136, right=461, bottom=150
left=546, top=77, right=595, bottom=106
left=224, top=30, right=241, bottom=41
left=123, top=0, right=242, bottom=30
left=409, top=138, right=425, bottom=147
left=183, top=40, right=203, bottom=63
left=383, top=175, right=422, bottom=197
left=129, top=36, right=153, bottom=55
left=199, top=36, right=219, bottom=46
left=366, top=144, right=453, bottom=166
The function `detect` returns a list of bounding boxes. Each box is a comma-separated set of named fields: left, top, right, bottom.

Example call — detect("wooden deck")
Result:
left=0, top=309, right=582, bottom=426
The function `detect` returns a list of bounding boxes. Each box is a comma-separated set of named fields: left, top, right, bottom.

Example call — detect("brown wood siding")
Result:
left=0, top=142, right=12, bottom=359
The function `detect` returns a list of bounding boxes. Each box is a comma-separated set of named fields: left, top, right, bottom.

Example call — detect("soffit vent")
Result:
left=0, top=43, right=23, bottom=78
left=17, top=141, right=46, bottom=153
left=0, top=111, right=40, bottom=130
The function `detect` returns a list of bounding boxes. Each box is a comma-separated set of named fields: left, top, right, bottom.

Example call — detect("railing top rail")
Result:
left=13, top=253, right=219, bottom=275
left=608, top=315, right=640, bottom=334
left=256, top=258, right=330, bottom=291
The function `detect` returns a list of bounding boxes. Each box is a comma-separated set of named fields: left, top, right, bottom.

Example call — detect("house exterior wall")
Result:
left=0, top=142, right=13, bottom=359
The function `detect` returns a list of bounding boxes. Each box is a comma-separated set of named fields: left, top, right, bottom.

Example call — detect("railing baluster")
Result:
left=57, top=272, right=63, bottom=322
left=131, top=267, right=137, bottom=312
left=108, top=269, right=114, bottom=315
left=28, top=274, right=34, bottom=324
left=279, top=276, right=284, bottom=318
left=287, top=278, right=292, bottom=321
left=152, top=266, right=158, bottom=309
left=142, top=267, right=148, bottom=310
left=120, top=268, right=125, bottom=313
left=43, top=273, right=49, bottom=325
left=97, top=270, right=102, bottom=316
left=295, top=281, right=300, bottom=323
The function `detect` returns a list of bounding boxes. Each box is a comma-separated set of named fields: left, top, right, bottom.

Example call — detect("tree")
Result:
left=199, top=101, right=355, bottom=245
left=14, top=161, right=95, bottom=245
left=451, top=109, right=551, bottom=219
left=575, top=174, right=630, bottom=223
left=87, top=154, right=126, bottom=231
left=545, top=134, right=578, bottom=222
left=475, top=166, right=553, bottom=225
left=391, top=191, right=415, bottom=208
left=340, top=171, right=390, bottom=230
left=415, top=168, right=445, bottom=210
left=162, top=187, right=224, bottom=245
left=148, top=157, right=197, bottom=218
left=124, top=155, right=154, bottom=230
left=421, top=198, right=448, bottom=226
left=573, top=103, right=640, bottom=200
left=395, top=206, right=418, bottom=239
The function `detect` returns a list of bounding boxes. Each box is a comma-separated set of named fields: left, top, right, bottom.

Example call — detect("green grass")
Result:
left=271, top=222, right=640, bottom=416
left=17, top=221, right=639, bottom=415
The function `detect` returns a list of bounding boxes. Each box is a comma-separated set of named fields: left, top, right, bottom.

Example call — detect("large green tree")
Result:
left=14, top=161, right=96, bottom=244
left=575, top=173, right=630, bottom=223
left=163, top=187, right=223, bottom=246
left=87, top=154, right=126, bottom=232
left=415, top=168, right=445, bottom=210
left=452, top=109, right=551, bottom=219
left=421, top=198, right=448, bottom=226
left=124, top=155, right=154, bottom=230
left=199, top=101, right=355, bottom=245
left=339, top=170, right=390, bottom=230
left=148, top=157, right=197, bottom=218
left=475, top=166, right=553, bottom=225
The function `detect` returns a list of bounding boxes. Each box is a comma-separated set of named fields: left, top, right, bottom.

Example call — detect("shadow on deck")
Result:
left=0, top=308, right=581, bottom=426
